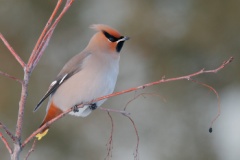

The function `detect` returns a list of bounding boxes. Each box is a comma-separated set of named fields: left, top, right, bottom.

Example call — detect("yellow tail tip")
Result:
left=36, top=129, right=49, bottom=140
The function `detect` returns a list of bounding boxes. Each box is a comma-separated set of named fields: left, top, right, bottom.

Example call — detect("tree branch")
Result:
left=124, top=115, right=139, bottom=160
left=0, top=132, right=12, bottom=154
left=0, top=122, right=15, bottom=142
left=190, top=79, right=221, bottom=132
left=24, top=139, right=37, bottom=160
left=105, top=112, right=114, bottom=160
left=29, top=0, right=63, bottom=60
left=0, top=70, right=23, bottom=84
left=99, top=107, right=130, bottom=115
left=123, top=92, right=166, bottom=111
left=27, top=0, right=74, bottom=72
left=21, top=56, right=233, bottom=148
left=9, top=1, right=74, bottom=159
left=0, top=33, right=26, bottom=68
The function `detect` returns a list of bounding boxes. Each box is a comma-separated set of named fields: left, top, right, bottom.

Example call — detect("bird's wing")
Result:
left=33, top=51, right=91, bottom=112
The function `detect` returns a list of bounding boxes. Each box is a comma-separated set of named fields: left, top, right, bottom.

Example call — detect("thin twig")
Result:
left=99, top=107, right=130, bottom=116
left=0, top=70, right=23, bottom=84
left=28, top=0, right=74, bottom=71
left=22, top=56, right=233, bottom=147
left=105, top=112, right=114, bottom=160
left=191, top=79, right=221, bottom=132
left=123, top=92, right=167, bottom=111
left=30, top=0, right=63, bottom=57
left=0, top=122, right=15, bottom=142
left=203, top=57, right=234, bottom=73
left=24, top=139, right=37, bottom=160
left=28, top=0, right=62, bottom=69
left=0, top=132, right=12, bottom=154
left=124, top=115, right=139, bottom=160
left=0, top=33, right=26, bottom=68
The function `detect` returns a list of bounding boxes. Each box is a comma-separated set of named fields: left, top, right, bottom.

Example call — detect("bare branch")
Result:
left=27, top=0, right=74, bottom=72
left=124, top=115, right=139, bottom=160
left=0, top=33, right=26, bottom=68
left=0, top=122, right=15, bottom=142
left=0, top=132, right=12, bottom=154
left=14, top=69, right=30, bottom=140
left=124, top=92, right=167, bottom=111
left=30, top=0, right=63, bottom=59
left=105, top=112, right=114, bottom=160
left=0, top=70, right=23, bottom=84
left=191, top=79, right=221, bottom=133
left=22, top=57, right=233, bottom=148
left=24, top=139, right=37, bottom=160
left=93, top=57, right=233, bottom=105
left=99, top=107, right=130, bottom=115
left=1, top=1, right=75, bottom=159
left=204, top=57, right=234, bottom=73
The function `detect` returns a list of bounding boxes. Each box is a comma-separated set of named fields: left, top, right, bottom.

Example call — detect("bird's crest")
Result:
left=90, top=24, right=121, bottom=39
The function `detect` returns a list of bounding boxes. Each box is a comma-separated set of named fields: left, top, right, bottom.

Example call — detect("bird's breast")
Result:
left=51, top=54, right=119, bottom=114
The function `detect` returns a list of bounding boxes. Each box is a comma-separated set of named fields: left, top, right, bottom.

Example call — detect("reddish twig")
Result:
left=0, top=122, right=15, bottom=142
left=124, top=115, right=139, bottom=160
left=96, top=57, right=234, bottom=104
left=124, top=92, right=167, bottom=111
left=29, top=0, right=63, bottom=60
left=0, top=132, right=13, bottom=154
left=24, top=139, right=37, bottom=160
left=105, top=112, right=114, bottom=160
left=191, top=79, right=221, bottom=133
left=0, top=33, right=26, bottom=68
left=203, top=58, right=233, bottom=73
left=27, top=0, right=74, bottom=72
left=22, top=57, right=233, bottom=148
left=0, top=70, right=23, bottom=84
left=99, top=107, right=130, bottom=115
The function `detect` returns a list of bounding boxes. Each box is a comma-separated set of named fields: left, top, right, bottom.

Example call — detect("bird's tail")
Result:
left=36, top=102, right=63, bottom=140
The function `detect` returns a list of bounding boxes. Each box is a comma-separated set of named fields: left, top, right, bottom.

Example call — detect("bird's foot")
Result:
left=89, top=103, right=97, bottom=110
left=73, top=105, right=79, bottom=112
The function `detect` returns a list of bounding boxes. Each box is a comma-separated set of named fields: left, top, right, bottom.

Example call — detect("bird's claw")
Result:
left=89, top=103, right=97, bottom=110
left=73, top=105, right=79, bottom=112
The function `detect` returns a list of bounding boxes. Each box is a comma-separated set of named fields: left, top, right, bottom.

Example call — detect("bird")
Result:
left=34, top=24, right=129, bottom=140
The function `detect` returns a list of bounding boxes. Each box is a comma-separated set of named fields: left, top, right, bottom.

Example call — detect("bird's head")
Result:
left=87, top=24, right=129, bottom=55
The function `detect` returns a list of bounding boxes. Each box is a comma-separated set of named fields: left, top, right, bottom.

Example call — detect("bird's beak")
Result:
left=117, top=36, right=130, bottom=42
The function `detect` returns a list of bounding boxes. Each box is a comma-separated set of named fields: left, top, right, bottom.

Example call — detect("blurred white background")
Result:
left=0, top=0, right=240, bottom=159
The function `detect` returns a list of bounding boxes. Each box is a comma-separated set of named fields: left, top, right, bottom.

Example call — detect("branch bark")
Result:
left=24, top=139, right=37, bottom=160
left=27, top=0, right=74, bottom=72
left=0, top=71, right=23, bottom=84
left=0, top=132, right=12, bottom=154
left=0, top=122, right=16, bottom=142
left=0, top=33, right=26, bottom=68
left=11, top=68, right=30, bottom=160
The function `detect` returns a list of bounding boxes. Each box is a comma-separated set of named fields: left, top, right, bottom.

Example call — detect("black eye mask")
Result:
left=102, top=30, right=125, bottom=52
left=103, top=30, right=119, bottom=42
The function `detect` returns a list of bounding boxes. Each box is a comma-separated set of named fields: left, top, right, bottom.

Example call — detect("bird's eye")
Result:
left=108, top=37, right=115, bottom=42
left=103, top=31, right=118, bottom=42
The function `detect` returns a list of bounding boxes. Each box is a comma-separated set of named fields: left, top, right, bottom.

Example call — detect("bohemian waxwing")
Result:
left=34, top=24, right=129, bottom=140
